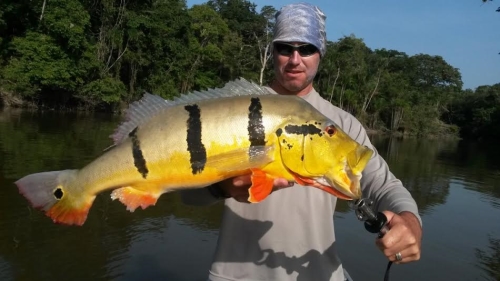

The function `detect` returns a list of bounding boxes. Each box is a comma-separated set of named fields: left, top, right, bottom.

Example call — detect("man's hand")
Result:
left=375, top=211, right=422, bottom=264
left=218, top=174, right=294, bottom=203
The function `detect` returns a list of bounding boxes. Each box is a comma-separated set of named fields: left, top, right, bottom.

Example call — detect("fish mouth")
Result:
left=292, top=170, right=359, bottom=200
left=316, top=170, right=361, bottom=200
left=294, top=145, right=373, bottom=200
left=326, top=145, right=373, bottom=200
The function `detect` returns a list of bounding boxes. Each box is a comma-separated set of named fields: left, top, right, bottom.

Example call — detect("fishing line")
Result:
left=384, top=261, right=393, bottom=281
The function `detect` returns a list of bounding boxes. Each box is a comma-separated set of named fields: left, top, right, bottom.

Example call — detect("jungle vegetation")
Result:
left=0, top=0, right=498, bottom=140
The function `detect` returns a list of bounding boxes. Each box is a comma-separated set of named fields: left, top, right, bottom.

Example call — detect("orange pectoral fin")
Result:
left=110, top=186, right=161, bottom=212
left=248, top=168, right=274, bottom=203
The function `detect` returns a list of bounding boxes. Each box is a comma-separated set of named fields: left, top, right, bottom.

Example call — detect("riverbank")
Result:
left=0, top=103, right=461, bottom=141
left=0, top=90, right=23, bottom=108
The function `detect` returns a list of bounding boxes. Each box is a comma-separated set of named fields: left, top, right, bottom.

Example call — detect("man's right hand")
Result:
left=217, top=174, right=294, bottom=203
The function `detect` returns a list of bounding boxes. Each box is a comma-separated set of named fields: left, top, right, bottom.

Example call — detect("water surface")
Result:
left=0, top=109, right=499, bottom=280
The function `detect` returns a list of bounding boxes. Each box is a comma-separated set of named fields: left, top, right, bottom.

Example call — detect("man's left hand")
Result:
left=375, top=211, right=422, bottom=264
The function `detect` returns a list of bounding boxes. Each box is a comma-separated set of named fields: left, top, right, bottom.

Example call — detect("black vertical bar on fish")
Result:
left=248, top=97, right=266, bottom=157
left=185, top=104, right=207, bottom=174
left=129, top=127, right=149, bottom=179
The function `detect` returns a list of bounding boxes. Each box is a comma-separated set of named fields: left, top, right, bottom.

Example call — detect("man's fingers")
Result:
left=376, top=211, right=398, bottom=250
left=232, top=175, right=252, bottom=187
left=389, top=241, right=421, bottom=263
left=233, top=176, right=293, bottom=189
left=225, top=176, right=294, bottom=202
left=273, top=178, right=295, bottom=190
left=376, top=211, right=422, bottom=264
left=386, top=248, right=419, bottom=264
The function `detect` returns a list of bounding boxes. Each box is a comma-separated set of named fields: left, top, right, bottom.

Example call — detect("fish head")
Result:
left=277, top=120, right=373, bottom=200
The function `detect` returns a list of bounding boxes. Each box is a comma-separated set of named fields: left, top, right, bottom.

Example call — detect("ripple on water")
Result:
left=450, top=173, right=500, bottom=211
left=0, top=256, right=12, bottom=281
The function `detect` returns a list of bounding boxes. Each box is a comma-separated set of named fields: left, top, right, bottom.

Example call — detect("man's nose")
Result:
left=288, top=50, right=301, bottom=65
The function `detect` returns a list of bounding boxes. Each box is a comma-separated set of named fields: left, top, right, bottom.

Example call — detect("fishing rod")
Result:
left=352, top=198, right=393, bottom=281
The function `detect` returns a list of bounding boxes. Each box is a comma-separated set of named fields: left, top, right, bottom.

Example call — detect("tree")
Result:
left=447, top=84, right=500, bottom=140
left=207, top=0, right=265, bottom=81
left=316, top=35, right=375, bottom=116
left=182, top=4, right=229, bottom=92
left=256, top=5, right=276, bottom=85
left=1, top=0, right=95, bottom=107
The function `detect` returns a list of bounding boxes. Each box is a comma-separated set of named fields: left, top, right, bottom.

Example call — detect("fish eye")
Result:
left=325, top=125, right=336, bottom=136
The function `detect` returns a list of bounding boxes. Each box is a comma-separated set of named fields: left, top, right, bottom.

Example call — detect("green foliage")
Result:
left=0, top=0, right=497, bottom=140
left=78, top=77, right=127, bottom=105
left=2, top=32, right=80, bottom=97
left=316, top=36, right=465, bottom=138
left=447, top=84, right=500, bottom=140
left=181, top=4, right=230, bottom=92
left=207, top=0, right=267, bottom=82
left=39, top=0, right=90, bottom=52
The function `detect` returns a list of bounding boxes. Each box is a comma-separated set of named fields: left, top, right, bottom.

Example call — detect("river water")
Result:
left=0, top=108, right=499, bottom=281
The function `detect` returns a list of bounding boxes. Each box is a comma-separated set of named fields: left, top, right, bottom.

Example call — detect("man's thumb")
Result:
left=382, top=210, right=397, bottom=225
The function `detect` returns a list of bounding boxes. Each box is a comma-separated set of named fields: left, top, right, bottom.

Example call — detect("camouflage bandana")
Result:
left=272, top=3, right=327, bottom=57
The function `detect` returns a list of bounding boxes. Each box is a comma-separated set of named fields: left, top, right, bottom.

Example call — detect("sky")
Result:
left=186, top=0, right=500, bottom=90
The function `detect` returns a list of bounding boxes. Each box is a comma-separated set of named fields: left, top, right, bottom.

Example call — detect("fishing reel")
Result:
left=350, top=198, right=393, bottom=281
left=352, top=198, right=389, bottom=237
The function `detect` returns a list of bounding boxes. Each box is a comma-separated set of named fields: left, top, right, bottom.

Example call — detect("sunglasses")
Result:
left=274, top=42, right=318, bottom=57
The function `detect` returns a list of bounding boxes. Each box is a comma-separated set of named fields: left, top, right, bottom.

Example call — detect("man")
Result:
left=182, top=3, right=422, bottom=280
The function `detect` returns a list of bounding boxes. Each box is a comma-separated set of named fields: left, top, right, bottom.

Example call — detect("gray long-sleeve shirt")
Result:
left=181, top=87, right=421, bottom=281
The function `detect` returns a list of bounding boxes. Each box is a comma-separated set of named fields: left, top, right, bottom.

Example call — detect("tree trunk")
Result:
left=258, top=42, right=270, bottom=86
left=129, top=62, right=137, bottom=99
left=362, top=70, right=382, bottom=113
left=339, top=84, right=345, bottom=109
left=391, top=108, right=404, bottom=131
left=329, top=67, right=340, bottom=103
left=40, top=0, right=47, bottom=22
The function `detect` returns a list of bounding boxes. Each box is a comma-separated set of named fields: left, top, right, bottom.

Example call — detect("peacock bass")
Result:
left=15, top=78, right=373, bottom=226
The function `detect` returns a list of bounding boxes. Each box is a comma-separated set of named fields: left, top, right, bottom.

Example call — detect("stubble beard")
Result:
left=278, top=72, right=316, bottom=94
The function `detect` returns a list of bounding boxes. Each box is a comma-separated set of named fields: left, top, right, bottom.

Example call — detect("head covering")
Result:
left=272, top=3, right=327, bottom=56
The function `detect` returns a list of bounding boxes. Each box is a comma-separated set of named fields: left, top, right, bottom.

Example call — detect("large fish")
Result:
left=15, top=78, right=373, bottom=226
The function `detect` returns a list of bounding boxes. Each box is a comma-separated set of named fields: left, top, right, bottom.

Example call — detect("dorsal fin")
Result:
left=168, top=78, right=271, bottom=104
left=110, top=78, right=272, bottom=144
left=109, top=93, right=169, bottom=144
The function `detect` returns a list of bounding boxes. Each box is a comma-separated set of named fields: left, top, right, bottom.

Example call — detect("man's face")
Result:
left=273, top=42, right=321, bottom=94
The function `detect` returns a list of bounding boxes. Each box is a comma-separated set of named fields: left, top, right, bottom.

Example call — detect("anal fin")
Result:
left=248, top=168, right=275, bottom=203
left=110, top=186, right=161, bottom=212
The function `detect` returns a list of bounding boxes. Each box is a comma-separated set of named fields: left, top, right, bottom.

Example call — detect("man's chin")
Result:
left=282, top=80, right=306, bottom=92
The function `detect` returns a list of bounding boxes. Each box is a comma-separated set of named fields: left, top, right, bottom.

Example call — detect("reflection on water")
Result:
left=114, top=217, right=219, bottom=281
left=0, top=109, right=223, bottom=281
left=476, top=236, right=500, bottom=281
left=1, top=109, right=499, bottom=280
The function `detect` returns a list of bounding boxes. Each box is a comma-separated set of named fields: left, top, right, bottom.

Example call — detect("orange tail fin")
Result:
left=248, top=168, right=274, bottom=203
left=46, top=200, right=93, bottom=226
left=15, top=170, right=95, bottom=226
